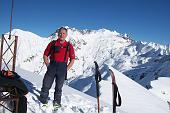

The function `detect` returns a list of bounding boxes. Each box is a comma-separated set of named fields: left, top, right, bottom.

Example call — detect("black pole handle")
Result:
left=94, top=61, right=102, bottom=82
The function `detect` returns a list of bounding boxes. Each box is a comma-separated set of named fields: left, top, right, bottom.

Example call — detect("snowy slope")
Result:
left=1, top=66, right=169, bottom=113
left=68, top=64, right=169, bottom=113
left=149, top=77, right=170, bottom=102
left=102, top=67, right=169, bottom=113
left=1, top=65, right=165, bottom=113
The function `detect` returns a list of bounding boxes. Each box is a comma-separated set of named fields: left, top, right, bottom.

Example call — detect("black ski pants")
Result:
left=40, top=61, right=67, bottom=104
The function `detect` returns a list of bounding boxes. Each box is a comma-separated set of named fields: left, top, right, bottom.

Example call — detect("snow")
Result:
left=1, top=28, right=170, bottom=113
left=149, top=77, right=170, bottom=102
left=13, top=64, right=169, bottom=113
left=106, top=67, right=169, bottom=113
left=13, top=65, right=169, bottom=113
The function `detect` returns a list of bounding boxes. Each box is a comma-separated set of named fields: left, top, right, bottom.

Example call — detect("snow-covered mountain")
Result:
left=1, top=28, right=170, bottom=112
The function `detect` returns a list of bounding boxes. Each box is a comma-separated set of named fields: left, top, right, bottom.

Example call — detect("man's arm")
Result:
left=67, top=59, right=75, bottom=71
left=43, top=41, right=53, bottom=67
left=43, top=55, right=50, bottom=67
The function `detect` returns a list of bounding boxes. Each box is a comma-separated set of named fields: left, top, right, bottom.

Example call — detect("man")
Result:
left=39, top=27, right=75, bottom=109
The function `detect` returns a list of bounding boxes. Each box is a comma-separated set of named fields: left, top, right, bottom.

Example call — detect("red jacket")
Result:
left=44, top=39, right=75, bottom=63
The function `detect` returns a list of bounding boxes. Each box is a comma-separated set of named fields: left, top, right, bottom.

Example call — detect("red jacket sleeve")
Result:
left=69, top=43, right=75, bottom=60
left=44, top=41, right=53, bottom=57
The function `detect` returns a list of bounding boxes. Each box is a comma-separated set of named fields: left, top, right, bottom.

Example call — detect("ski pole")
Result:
left=109, top=69, right=122, bottom=113
left=94, top=61, right=102, bottom=113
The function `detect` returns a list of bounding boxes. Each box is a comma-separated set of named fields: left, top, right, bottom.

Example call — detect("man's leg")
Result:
left=53, top=62, right=67, bottom=105
left=40, top=62, right=56, bottom=104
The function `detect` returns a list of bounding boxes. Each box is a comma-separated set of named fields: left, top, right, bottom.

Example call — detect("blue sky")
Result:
left=0, top=0, right=170, bottom=45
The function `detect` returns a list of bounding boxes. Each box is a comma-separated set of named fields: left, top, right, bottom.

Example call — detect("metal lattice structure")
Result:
left=0, top=34, right=18, bottom=71
left=0, top=86, right=19, bottom=113
left=0, top=34, right=19, bottom=113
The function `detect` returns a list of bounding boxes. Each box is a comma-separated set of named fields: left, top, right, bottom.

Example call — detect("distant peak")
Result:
left=5, top=29, right=43, bottom=39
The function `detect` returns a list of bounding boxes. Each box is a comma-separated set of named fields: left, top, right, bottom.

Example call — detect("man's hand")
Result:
left=43, top=55, right=49, bottom=67
left=67, top=59, right=75, bottom=71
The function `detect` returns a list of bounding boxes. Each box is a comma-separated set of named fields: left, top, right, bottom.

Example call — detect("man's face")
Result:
left=58, top=29, right=67, bottom=41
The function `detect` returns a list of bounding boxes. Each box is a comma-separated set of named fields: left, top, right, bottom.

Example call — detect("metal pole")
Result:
left=12, top=36, right=18, bottom=71
left=9, top=0, right=14, bottom=39
left=0, top=34, right=4, bottom=70
left=96, top=83, right=100, bottom=113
